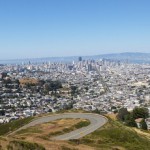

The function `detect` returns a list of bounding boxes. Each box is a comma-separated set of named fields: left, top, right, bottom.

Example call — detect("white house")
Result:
left=145, top=118, right=150, bottom=130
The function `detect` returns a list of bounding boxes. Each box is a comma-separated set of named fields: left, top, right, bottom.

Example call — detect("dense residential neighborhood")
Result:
left=0, top=59, right=150, bottom=129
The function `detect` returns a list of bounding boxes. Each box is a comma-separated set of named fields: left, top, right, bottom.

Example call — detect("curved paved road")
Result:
left=10, top=113, right=107, bottom=140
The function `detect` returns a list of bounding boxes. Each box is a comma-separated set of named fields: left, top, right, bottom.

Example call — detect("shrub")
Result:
left=7, top=140, right=45, bottom=150
left=0, top=117, right=33, bottom=136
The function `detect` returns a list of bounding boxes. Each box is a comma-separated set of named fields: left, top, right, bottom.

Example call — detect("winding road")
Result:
left=10, top=113, right=107, bottom=140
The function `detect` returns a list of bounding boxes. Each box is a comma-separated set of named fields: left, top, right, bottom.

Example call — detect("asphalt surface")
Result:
left=10, top=113, right=107, bottom=140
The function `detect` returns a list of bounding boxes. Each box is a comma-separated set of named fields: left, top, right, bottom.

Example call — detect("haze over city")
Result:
left=0, top=0, right=150, bottom=59
left=1, top=1, right=150, bottom=150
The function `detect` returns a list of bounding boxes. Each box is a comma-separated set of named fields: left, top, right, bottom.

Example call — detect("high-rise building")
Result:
left=87, top=64, right=92, bottom=72
left=78, top=57, right=82, bottom=61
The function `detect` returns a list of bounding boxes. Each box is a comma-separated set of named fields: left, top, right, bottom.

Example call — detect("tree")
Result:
left=132, top=107, right=149, bottom=119
left=117, top=108, right=129, bottom=121
left=0, top=110, right=5, bottom=116
left=14, top=79, right=20, bottom=84
left=85, top=86, right=89, bottom=91
left=70, top=85, right=78, bottom=96
left=1, top=72, right=7, bottom=79
left=44, top=83, right=51, bottom=92
left=141, top=119, right=147, bottom=130
left=38, top=80, right=45, bottom=86
left=125, top=113, right=137, bottom=127
left=44, top=80, right=62, bottom=95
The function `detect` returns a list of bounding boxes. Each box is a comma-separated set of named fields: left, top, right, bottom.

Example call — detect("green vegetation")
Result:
left=0, top=117, right=33, bottom=136
left=132, top=107, right=149, bottom=119
left=42, top=120, right=90, bottom=138
left=70, top=85, right=79, bottom=97
left=16, top=126, right=42, bottom=135
left=117, top=107, right=149, bottom=129
left=1, top=113, right=149, bottom=150
left=74, top=120, right=90, bottom=129
left=61, top=119, right=90, bottom=133
left=7, top=140, right=45, bottom=150
left=141, top=119, right=148, bottom=130
left=16, top=119, right=90, bottom=141
left=56, top=109, right=88, bottom=114
left=0, top=109, right=5, bottom=116
left=48, top=130, right=63, bottom=137
left=44, top=80, right=62, bottom=95
left=117, top=108, right=129, bottom=121
left=71, top=118, right=150, bottom=150
left=61, top=145, right=77, bottom=150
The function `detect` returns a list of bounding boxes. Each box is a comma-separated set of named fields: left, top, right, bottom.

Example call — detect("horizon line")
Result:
left=0, top=51, right=149, bottom=61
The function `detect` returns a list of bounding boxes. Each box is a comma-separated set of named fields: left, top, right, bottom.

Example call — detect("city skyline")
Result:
left=0, top=0, right=150, bottom=59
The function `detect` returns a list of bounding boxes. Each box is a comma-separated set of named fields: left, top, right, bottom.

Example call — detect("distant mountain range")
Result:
left=93, top=52, right=150, bottom=64
left=0, top=52, right=150, bottom=64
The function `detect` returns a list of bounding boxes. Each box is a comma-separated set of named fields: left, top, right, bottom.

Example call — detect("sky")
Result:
left=0, top=0, right=150, bottom=59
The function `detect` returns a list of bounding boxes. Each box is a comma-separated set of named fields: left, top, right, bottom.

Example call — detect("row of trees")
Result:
left=44, top=80, right=62, bottom=95
left=70, top=85, right=79, bottom=97
left=117, top=107, right=149, bottom=130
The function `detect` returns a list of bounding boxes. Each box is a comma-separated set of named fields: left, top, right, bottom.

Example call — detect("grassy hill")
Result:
left=0, top=117, right=33, bottom=136
left=0, top=113, right=150, bottom=150
left=7, top=140, right=45, bottom=150
left=74, top=118, right=150, bottom=150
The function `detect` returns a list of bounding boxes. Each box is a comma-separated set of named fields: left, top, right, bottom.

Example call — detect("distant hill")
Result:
left=95, top=52, right=150, bottom=64
left=76, top=52, right=150, bottom=64
left=0, top=52, right=150, bottom=64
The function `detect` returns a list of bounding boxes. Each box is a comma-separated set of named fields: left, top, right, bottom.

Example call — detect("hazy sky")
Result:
left=0, top=0, right=150, bottom=59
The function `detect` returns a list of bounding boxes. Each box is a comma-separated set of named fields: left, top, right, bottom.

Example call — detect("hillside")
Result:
left=0, top=113, right=150, bottom=150
left=78, top=118, right=150, bottom=150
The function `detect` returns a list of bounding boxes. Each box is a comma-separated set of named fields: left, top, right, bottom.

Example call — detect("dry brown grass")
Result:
left=13, top=119, right=80, bottom=136
left=0, top=137, right=9, bottom=150
left=7, top=118, right=94, bottom=150
left=105, top=113, right=117, bottom=121
left=132, top=128, right=150, bottom=140
left=19, top=78, right=39, bottom=85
